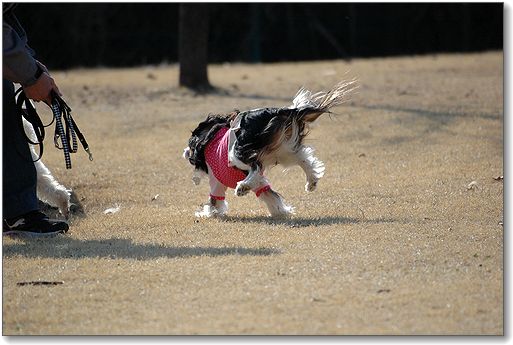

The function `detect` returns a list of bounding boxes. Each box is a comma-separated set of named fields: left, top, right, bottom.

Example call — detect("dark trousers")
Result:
left=3, top=79, right=38, bottom=219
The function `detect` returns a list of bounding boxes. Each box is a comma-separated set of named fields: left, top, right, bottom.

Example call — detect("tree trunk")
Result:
left=178, top=4, right=211, bottom=90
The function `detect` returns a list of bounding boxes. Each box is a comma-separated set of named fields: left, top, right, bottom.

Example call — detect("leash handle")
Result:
left=15, top=87, right=92, bottom=169
left=50, top=90, right=93, bottom=168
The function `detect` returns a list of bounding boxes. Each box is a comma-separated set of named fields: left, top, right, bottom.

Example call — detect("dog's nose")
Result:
left=183, top=147, right=191, bottom=159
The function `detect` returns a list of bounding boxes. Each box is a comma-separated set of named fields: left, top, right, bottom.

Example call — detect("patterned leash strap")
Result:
left=50, top=90, right=93, bottom=169
left=50, top=98, right=71, bottom=168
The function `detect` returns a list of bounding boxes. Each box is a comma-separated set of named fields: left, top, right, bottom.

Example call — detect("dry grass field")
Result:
left=2, top=52, right=503, bottom=335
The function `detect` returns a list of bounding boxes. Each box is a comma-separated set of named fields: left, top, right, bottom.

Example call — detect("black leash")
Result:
left=15, top=88, right=93, bottom=169
left=15, top=88, right=49, bottom=162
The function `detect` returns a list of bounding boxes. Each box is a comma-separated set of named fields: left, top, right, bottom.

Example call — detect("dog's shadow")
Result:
left=222, top=215, right=400, bottom=228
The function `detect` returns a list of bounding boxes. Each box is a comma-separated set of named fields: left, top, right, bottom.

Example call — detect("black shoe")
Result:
left=3, top=211, right=69, bottom=237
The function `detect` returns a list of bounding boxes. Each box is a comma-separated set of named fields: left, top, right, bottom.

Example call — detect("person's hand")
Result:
left=23, top=71, right=62, bottom=105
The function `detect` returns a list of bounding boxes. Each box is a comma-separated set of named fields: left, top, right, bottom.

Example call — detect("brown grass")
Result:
left=2, top=52, right=503, bottom=335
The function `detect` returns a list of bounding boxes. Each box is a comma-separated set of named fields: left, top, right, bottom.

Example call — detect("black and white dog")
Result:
left=183, top=81, right=356, bottom=218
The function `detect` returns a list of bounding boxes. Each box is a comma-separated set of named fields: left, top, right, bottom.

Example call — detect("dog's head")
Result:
left=184, top=113, right=235, bottom=173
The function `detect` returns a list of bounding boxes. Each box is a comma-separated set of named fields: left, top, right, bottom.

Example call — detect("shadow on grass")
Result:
left=222, top=215, right=400, bottom=228
left=2, top=237, right=280, bottom=260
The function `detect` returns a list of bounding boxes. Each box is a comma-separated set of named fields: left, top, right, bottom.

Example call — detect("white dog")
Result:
left=23, top=118, right=72, bottom=219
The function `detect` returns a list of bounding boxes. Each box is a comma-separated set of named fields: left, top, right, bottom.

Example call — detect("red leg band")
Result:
left=255, top=185, right=271, bottom=198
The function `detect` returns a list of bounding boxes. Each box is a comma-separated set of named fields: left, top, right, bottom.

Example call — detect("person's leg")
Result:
left=2, top=79, right=38, bottom=219
left=2, top=80, right=68, bottom=236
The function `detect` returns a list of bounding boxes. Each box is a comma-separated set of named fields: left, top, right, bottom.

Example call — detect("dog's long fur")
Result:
left=184, top=80, right=357, bottom=217
left=23, top=118, right=72, bottom=218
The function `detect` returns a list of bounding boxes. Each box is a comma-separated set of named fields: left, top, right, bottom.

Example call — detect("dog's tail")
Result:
left=289, top=79, right=358, bottom=122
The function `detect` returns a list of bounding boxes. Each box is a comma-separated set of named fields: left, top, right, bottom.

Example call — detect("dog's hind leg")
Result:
left=295, top=146, right=325, bottom=192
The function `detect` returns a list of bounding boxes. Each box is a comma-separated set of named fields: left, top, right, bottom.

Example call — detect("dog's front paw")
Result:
left=61, top=207, right=71, bottom=220
left=195, top=201, right=228, bottom=218
left=56, top=190, right=72, bottom=219
left=235, top=182, right=251, bottom=196
left=195, top=205, right=218, bottom=218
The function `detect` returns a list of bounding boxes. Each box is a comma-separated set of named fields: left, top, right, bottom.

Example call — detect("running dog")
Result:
left=183, top=81, right=356, bottom=218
